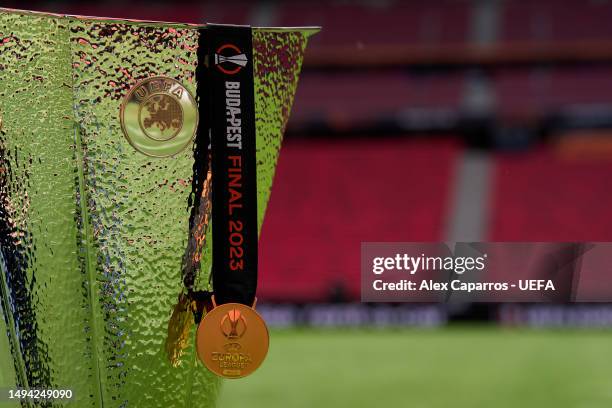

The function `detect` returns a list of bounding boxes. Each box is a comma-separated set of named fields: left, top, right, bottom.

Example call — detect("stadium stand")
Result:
left=494, top=66, right=612, bottom=117
left=276, top=1, right=471, bottom=48
left=500, top=0, right=612, bottom=43
left=289, top=71, right=464, bottom=130
left=490, top=149, right=612, bottom=241
left=259, top=138, right=460, bottom=302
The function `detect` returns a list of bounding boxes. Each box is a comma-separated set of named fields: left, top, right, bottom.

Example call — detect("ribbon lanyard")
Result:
left=209, top=25, right=258, bottom=307
left=196, top=24, right=269, bottom=379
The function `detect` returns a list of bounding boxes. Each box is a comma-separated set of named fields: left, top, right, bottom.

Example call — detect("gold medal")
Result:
left=196, top=299, right=269, bottom=379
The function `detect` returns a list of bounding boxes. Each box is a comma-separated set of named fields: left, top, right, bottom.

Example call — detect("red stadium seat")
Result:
left=490, top=148, right=612, bottom=241
left=501, top=0, right=612, bottom=43
left=275, top=1, right=470, bottom=50
left=259, top=137, right=461, bottom=302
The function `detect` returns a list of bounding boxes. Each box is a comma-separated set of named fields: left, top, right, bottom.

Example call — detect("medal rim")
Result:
left=196, top=302, right=269, bottom=379
left=120, top=76, right=198, bottom=158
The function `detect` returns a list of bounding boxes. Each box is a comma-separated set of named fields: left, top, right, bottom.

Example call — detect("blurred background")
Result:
left=3, top=0, right=612, bottom=407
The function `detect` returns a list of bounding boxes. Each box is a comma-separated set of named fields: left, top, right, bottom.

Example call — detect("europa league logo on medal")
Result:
left=221, top=309, right=248, bottom=340
left=120, top=76, right=198, bottom=157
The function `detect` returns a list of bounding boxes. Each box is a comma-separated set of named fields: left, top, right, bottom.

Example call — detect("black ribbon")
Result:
left=201, top=25, right=258, bottom=306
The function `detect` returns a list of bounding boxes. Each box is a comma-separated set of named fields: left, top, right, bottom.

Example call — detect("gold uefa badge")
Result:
left=120, top=77, right=198, bottom=157
left=196, top=298, right=269, bottom=379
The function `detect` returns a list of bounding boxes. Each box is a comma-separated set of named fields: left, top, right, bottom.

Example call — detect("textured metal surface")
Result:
left=252, top=29, right=310, bottom=229
left=70, top=18, right=220, bottom=408
left=0, top=12, right=98, bottom=408
left=0, top=7, right=313, bottom=408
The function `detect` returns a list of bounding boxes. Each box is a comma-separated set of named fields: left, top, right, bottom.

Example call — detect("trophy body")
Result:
left=0, top=9, right=313, bottom=407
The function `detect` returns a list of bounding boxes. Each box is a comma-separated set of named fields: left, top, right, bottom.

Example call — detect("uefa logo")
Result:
left=120, top=77, right=198, bottom=157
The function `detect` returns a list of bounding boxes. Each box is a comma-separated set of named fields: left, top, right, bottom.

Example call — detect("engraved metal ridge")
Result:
left=0, top=7, right=321, bottom=35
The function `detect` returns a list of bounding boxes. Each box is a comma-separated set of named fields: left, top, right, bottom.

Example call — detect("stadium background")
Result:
left=2, top=0, right=612, bottom=407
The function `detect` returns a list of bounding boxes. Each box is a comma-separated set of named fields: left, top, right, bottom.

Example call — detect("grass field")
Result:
left=2, top=326, right=611, bottom=407
left=218, top=328, right=612, bottom=408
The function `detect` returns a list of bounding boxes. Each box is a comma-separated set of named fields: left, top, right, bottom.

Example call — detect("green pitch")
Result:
left=219, top=327, right=612, bottom=408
